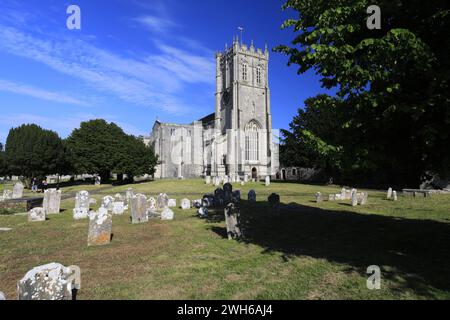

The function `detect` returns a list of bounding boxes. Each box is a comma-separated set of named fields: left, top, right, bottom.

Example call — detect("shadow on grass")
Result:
left=206, top=200, right=450, bottom=298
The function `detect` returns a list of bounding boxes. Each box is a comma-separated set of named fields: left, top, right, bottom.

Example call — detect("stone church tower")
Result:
left=147, top=37, right=279, bottom=180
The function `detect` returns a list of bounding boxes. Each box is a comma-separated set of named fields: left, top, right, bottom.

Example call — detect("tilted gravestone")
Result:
left=161, top=207, right=174, bottom=220
left=88, top=207, right=112, bottom=246
left=131, top=194, right=148, bottom=224
left=17, top=263, right=81, bottom=300
left=248, top=190, right=256, bottom=203
left=12, top=182, right=24, bottom=199
left=157, top=193, right=169, bottom=210
left=181, top=198, right=191, bottom=210
left=43, top=189, right=61, bottom=214
left=224, top=203, right=242, bottom=240
left=73, top=191, right=90, bottom=220
left=112, top=202, right=125, bottom=215
left=268, top=193, right=281, bottom=215
left=28, top=207, right=46, bottom=222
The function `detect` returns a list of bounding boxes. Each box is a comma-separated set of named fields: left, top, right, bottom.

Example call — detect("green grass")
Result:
left=1, top=179, right=449, bottom=300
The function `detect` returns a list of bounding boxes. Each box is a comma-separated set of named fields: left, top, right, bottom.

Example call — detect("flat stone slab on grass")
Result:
left=0, top=227, right=12, bottom=232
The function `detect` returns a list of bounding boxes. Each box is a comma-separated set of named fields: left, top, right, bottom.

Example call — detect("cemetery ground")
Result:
left=1, top=180, right=450, bottom=300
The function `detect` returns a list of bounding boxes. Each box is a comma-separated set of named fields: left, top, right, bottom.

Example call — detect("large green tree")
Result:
left=0, top=143, right=7, bottom=177
left=5, top=124, right=69, bottom=186
left=66, top=119, right=157, bottom=181
left=277, top=0, right=450, bottom=186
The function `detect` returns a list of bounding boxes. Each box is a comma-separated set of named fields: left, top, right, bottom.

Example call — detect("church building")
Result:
left=146, top=38, right=279, bottom=179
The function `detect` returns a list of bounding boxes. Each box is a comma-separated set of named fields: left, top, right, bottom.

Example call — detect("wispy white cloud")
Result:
left=133, top=15, right=179, bottom=33
left=0, top=79, right=88, bottom=106
left=0, top=25, right=214, bottom=115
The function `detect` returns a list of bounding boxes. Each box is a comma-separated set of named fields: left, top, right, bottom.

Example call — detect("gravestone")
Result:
left=181, top=198, right=191, bottom=210
left=0, top=291, right=5, bottom=300
left=73, top=191, right=90, bottom=220
left=43, top=189, right=61, bottom=214
left=112, top=202, right=125, bottom=215
left=131, top=194, right=148, bottom=224
left=214, top=177, right=220, bottom=187
left=168, top=199, right=177, bottom=208
left=387, top=187, right=393, bottom=199
left=157, top=193, right=169, bottom=210
left=12, top=182, right=24, bottom=199
left=315, top=192, right=323, bottom=203
left=232, top=190, right=241, bottom=203
left=248, top=190, right=256, bottom=203
left=205, top=176, right=211, bottom=184
left=202, top=194, right=214, bottom=208
left=393, top=191, right=398, bottom=201
left=17, top=263, right=81, bottom=300
left=244, top=175, right=249, bottom=183
left=148, top=197, right=157, bottom=211
left=89, top=198, right=97, bottom=205
left=231, top=175, right=236, bottom=183
left=224, top=203, right=242, bottom=240
left=340, top=188, right=346, bottom=200
left=351, top=190, right=358, bottom=206
left=114, top=193, right=125, bottom=202
left=161, top=207, right=174, bottom=220
left=2, top=190, right=12, bottom=201
left=241, top=181, right=245, bottom=186
left=198, top=207, right=208, bottom=218
left=268, top=193, right=281, bottom=215
left=126, top=188, right=134, bottom=204
left=88, top=207, right=112, bottom=246
left=214, top=188, right=224, bottom=207
left=223, top=183, right=233, bottom=205
left=359, top=192, right=368, bottom=205
left=28, top=207, right=46, bottom=222
left=95, top=176, right=101, bottom=185
left=102, top=196, right=115, bottom=211
left=265, top=176, right=271, bottom=187
left=328, top=194, right=336, bottom=201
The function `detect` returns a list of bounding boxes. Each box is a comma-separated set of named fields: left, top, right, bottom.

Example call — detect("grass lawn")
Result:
left=1, top=179, right=449, bottom=300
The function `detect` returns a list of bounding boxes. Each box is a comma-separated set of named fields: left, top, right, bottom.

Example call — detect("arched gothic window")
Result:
left=245, top=121, right=260, bottom=162
left=256, top=66, right=262, bottom=85
left=242, top=63, right=248, bottom=81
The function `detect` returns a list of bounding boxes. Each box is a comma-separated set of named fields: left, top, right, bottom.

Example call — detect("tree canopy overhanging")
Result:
left=276, top=0, right=450, bottom=186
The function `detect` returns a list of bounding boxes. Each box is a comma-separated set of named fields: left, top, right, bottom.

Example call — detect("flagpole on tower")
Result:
left=238, top=27, right=244, bottom=46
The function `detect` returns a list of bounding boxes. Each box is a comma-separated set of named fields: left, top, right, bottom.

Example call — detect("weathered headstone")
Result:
left=214, top=177, right=220, bottom=187
left=387, top=187, right=393, bottom=199
left=248, top=190, right=256, bottom=203
left=17, top=263, right=81, bottom=300
left=351, top=190, right=358, bottom=206
left=328, top=194, right=336, bottom=201
left=157, top=193, right=169, bottom=210
left=315, top=192, right=323, bottom=203
left=205, top=176, right=211, bottom=184
left=112, top=202, right=125, bottom=215
left=131, top=194, right=148, bottom=224
left=88, top=207, right=112, bottom=246
left=192, top=199, right=202, bottom=208
left=2, top=190, right=12, bottom=201
left=224, top=203, right=242, bottom=240
left=102, top=196, right=115, bottom=211
left=12, top=182, right=24, bottom=199
left=95, top=176, right=101, bottom=186
left=181, top=198, right=191, bottom=210
left=126, top=188, right=134, bottom=204
left=244, top=175, right=249, bottom=183
left=148, top=197, right=157, bottom=211
left=73, top=191, right=90, bottom=220
left=340, top=188, right=346, bottom=200
left=114, top=193, right=125, bottom=202
left=393, top=191, right=398, bottom=201
left=359, top=192, right=368, bottom=205
left=161, top=207, right=174, bottom=220
left=265, top=176, right=271, bottom=187
left=28, top=207, right=46, bottom=222
left=202, top=194, right=214, bottom=208
left=43, top=189, right=61, bottom=214
left=0, top=291, right=5, bottom=300
left=268, top=193, right=281, bottom=215
left=168, top=199, right=177, bottom=208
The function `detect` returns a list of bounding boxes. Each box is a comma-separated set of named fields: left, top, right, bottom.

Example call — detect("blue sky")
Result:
left=0, top=0, right=332, bottom=144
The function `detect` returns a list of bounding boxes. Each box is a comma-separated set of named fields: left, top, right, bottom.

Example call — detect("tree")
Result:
left=0, top=143, right=7, bottom=177
left=5, top=124, right=68, bottom=187
left=276, top=0, right=450, bottom=186
left=66, top=119, right=158, bottom=181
